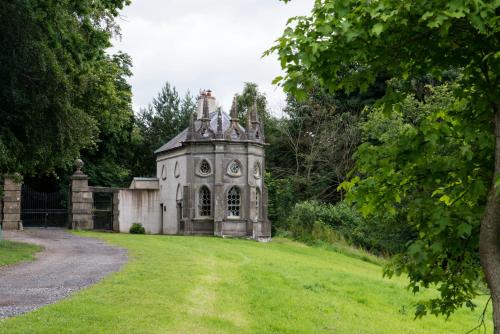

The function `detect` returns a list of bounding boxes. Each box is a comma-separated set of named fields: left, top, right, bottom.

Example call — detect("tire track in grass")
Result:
left=169, top=245, right=249, bottom=334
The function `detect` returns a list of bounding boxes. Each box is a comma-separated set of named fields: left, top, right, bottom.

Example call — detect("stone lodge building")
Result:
left=0, top=91, right=271, bottom=240
left=154, top=90, right=271, bottom=239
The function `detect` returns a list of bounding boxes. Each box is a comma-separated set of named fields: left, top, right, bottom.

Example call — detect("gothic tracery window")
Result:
left=199, top=186, right=211, bottom=217
left=199, top=160, right=211, bottom=175
left=227, top=186, right=241, bottom=217
left=227, top=160, right=241, bottom=176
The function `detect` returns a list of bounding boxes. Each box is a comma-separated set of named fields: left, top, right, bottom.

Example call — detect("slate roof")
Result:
left=154, top=111, right=247, bottom=154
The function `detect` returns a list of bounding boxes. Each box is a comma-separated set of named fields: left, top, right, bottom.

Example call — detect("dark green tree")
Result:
left=268, top=0, right=500, bottom=328
left=135, top=82, right=196, bottom=176
left=0, top=0, right=131, bottom=178
left=234, top=83, right=289, bottom=174
left=80, top=53, right=136, bottom=187
left=235, top=82, right=269, bottom=122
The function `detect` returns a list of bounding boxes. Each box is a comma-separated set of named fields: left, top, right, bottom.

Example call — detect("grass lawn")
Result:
left=0, top=239, right=42, bottom=267
left=0, top=232, right=491, bottom=333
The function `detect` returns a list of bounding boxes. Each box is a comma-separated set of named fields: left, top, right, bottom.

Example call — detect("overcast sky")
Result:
left=110, top=0, right=313, bottom=116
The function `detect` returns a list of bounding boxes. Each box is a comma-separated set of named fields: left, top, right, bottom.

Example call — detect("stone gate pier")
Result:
left=1, top=175, right=22, bottom=230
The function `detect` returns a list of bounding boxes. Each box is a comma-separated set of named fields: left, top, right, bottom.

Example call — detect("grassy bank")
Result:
left=0, top=233, right=491, bottom=333
left=0, top=239, right=42, bottom=267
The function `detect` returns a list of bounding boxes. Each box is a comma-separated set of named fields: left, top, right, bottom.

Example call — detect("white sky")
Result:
left=110, top=0, right=313, bottom=116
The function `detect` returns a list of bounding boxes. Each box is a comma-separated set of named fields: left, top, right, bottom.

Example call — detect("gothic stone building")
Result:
left=154, top=91, right=271, bottom=239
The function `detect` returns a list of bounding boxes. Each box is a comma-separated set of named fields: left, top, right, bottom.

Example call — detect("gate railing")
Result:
left=91, top=190, right=114, bottom=231
left=21, top=185, right=69, bottom=228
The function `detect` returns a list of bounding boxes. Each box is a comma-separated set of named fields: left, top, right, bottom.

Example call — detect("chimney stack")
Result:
left=197, top=89, right=216, bottom=118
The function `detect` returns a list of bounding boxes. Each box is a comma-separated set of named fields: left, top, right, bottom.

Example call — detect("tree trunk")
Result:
left=480, top=109, right=500, bottom=333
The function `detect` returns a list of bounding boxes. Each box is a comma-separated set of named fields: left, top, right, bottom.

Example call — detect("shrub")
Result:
left=129, top=223, right=145, bottom=234
left=285, top=200, right=414, bottom=255
left=267, top=173, right=309, bottom=234
left=311, top=220, right=343, bottom=244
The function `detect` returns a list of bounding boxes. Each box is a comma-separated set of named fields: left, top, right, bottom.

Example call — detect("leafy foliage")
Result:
left=269, top=0, right=499, bottom=104
left=129, top=223, right=145, bottom=234
left=285, top=200, right=413, bottom=255
left=265, top=78, right=384, bottom=233
left=0, top=0, right=130, bottom=177
left=342, top=83, right=492, bottom=316
left=269, top=0, right=500, bottom=320
left=235, top=82, right=269, bottom=122
left=134, top=82, right=196, bottom=176
left=81, top=52, right=136, bottom=187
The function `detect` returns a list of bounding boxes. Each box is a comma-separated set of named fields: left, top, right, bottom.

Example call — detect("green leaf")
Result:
left=371, top=23, right=385, bottom=36
left=421, top=11, right=434, bottom=21
left=438, top=194, right=452, bottom=206
left=457, top=223, right=472, bottom=237
left=272, top=76, right=283, bottom=85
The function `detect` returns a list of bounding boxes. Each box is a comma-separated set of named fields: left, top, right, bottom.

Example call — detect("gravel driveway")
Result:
left=0, top=228, right=127, bottom=319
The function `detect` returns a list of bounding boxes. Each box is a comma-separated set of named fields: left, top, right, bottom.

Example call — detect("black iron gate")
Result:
left=21, top=185, right=69, bottom=228
left=93, top=192, right=113, bottom=230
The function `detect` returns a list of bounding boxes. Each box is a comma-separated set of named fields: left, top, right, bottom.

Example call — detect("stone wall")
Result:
left=2, top=176, right=22, bottom=230
left=157, top=150, right=187, bottom=234
left=118, top=188, right=161, bottom=234
left=70, top=171, right=93, bottom=230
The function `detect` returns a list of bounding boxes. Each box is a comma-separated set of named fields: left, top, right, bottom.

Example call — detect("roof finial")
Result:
left=246, top=107, right=252, bottom=131
left=186, top=111, right=196, bottom=140
left=251, top=100, right=259, bottom=123
left=217, top=109, right=223, bottom=132
left=230, top=95, right=238, bottom=120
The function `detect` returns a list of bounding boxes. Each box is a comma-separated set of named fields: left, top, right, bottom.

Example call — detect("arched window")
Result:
left=161, top=164, right=167, bottom=180
left=199, top=186, right=211, bottom=217
left=174, top=161, right=180, bottom=178
left=227, top=186, right=241, bottom=217
left=176, top=184, right=183, bottom=201
left=255, top=187, right=261, bottom=220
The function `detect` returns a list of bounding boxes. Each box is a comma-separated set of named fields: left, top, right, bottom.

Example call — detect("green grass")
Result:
left=0, top=239, right=42, bottom=266
left=0, top=233, right=491, bottom=333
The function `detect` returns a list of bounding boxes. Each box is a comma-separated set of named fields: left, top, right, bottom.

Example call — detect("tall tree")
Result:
left=235, top=82, right=269, bottom=122
left=280, top=79, right=386, bottom=201
left=0, top=0, right=131, bottom=178
left=234, top=83, right=288, bottom=174
left=80, top=52, right=136, bottom=187
left=135, top=82, right=196, bottom=176
left=268, top=0, right=500, bottom=329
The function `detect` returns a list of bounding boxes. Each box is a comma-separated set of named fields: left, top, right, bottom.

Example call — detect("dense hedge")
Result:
left=282, top=201, right=414, bottom=255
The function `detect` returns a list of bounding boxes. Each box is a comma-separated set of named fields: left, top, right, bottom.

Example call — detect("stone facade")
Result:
left=117, top=178, right=161, bottom=234
left=2, top=92, right=271, bottom=240
left=1, top=176, right=22, bottom=230
left=70, top=161, right=93, bottom=230
left=155, top=91, right=271, bottom=239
